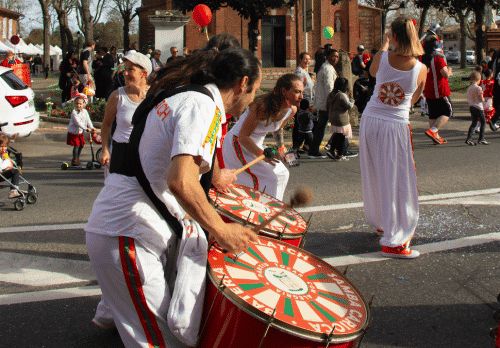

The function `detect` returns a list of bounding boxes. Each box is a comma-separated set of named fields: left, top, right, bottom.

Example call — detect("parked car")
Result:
left=466, top=50, right=476, bottom=64
left=445, top=50, right=461, bottom=64
left=0, top=66, right=39, bottom=137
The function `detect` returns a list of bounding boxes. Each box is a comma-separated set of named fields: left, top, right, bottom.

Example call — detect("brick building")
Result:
left=0, top=7, right=22, bottom=43
left=138, top=0, right=382, bottom=68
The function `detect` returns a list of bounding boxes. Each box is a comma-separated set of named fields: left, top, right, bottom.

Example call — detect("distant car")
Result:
left=0, top=66, right=39, bottom=137
left=466, top=50, right=476, bottom=64
left=445, top=51, right=461, bottom=64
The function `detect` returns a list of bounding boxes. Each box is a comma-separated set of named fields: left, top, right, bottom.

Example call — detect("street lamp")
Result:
left=398, top=2, right=406, bottom=16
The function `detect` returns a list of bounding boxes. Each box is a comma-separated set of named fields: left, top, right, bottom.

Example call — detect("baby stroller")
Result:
left=0, top=128, right=38, bottom=210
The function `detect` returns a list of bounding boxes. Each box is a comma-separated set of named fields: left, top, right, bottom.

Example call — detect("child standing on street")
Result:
left=326, top=77, right=354, bottom=161
left=292, top=99, right=317, bottom=156
left=466, top=72, right=489, bottom=146
left=481, top=69, right=495, bottom=125
left=67, top=94, right=95, bottom=165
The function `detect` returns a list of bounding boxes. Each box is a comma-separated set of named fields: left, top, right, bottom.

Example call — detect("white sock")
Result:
left=430, top=127, right=438, bottom=132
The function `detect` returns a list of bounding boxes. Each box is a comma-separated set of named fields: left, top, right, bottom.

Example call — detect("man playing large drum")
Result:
left=85, top=46, right=261, bottom=348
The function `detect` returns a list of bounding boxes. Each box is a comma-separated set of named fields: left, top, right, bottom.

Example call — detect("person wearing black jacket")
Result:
left=93, top=47, right=115, bottom=100
left=59, top=51, right=78, bottom=103
left=314, top=45, right=325, bottom=74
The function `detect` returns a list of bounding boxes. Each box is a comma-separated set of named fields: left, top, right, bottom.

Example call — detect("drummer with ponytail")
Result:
left=222, top=73, right=304, bottom=200
left=85, top=44, right=261, bottom=347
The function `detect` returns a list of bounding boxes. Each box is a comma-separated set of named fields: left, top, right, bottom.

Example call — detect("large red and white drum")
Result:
left=209, top=184, right=308, bottom=246
left=198, top=236, right=370, bottom=348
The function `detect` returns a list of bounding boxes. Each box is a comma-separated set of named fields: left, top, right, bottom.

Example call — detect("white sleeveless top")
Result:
left=227, top=107, right=293, bottom=148
left=363, top=51, right=422, bottom=124
left=112, top=87, right=140, bottom=143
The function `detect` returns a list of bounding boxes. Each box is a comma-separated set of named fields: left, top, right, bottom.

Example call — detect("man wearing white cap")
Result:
left=90, top=50, right=153, bottom=331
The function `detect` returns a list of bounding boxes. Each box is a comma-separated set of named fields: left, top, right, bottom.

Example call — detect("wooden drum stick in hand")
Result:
left=234, top=147, right=277, bottom=175
left=252, top=187, right=313, bottom=233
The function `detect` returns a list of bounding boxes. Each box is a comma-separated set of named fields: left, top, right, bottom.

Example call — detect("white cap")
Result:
left=358, top=45, right=365, bottom=51
left=74, top=93, right=87, bottom=104
left=123, top=51, right=152, bottom=76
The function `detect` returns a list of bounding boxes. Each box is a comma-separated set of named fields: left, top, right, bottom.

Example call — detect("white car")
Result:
left=0, top=66, right=39, bottom=137
left=445, top=51, right=461, bottom=64
left=466, top=50, right=476, bottom=64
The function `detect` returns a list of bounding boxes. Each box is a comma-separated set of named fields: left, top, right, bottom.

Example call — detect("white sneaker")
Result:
left=91, top=317, right=116, bottom=330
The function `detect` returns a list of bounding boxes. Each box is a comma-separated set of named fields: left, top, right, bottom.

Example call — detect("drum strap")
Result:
left=110, top=85, right=215, bottom=239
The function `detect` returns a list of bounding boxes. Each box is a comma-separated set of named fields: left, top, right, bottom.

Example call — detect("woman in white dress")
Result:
left=360, top=17, right=427, bottom=259
left=222, top=73, right=304, bottom=200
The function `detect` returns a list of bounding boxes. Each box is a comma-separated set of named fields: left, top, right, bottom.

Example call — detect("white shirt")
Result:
left=85, top=84, right=224, bottom=254
left=112, top=87, right=140, bottom=143
left=313, top=61, right=337, bottom=111
left=67, top=109, right=93, bottom=134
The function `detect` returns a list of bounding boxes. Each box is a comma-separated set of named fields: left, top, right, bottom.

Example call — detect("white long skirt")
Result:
left=359, top=115, right=418, bottom=247
left=222, top=134, right=289, bottom=201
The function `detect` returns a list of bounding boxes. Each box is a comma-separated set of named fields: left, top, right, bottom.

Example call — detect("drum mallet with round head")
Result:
left=233, top=147, right=276, bottom=175
left=252, top=187, right=313, bottom=233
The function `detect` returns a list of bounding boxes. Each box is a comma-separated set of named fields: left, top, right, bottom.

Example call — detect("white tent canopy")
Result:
left=28, top=44, right=43, bottom=55
left=0, top=40, right=11, bottom=52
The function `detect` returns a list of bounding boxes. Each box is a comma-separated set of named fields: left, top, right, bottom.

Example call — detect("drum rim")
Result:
left=206, top=237, right=371, bottom=343
left=209, top=185, right=307, bottom=238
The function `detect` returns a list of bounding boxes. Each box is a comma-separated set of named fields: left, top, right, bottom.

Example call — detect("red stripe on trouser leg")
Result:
left=119, top=237, right=165, bottom=348
left=232, top=135, right=259, bottom=190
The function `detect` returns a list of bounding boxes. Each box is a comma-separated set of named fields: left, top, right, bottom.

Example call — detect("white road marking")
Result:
left=0, top=189, right=498, bottom=234
left=1, top=233, right=499, bottom=305
left=323, top=232, right=500, bottom=267
left=0, top=223, right=86, bottom=234
left=0, top=285, right=102, bottom=305
left=0, top=188, right=499, bottom=304
left=0, top=252, right=95, bottom=287
left=295, top=188, right=500, bottom=213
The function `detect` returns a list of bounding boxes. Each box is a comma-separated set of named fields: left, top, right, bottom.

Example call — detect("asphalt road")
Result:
left=1, top=92, right=500, bottom=347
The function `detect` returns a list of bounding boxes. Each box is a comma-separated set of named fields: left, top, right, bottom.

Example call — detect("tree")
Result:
left=51, top=0, right=77, bottom=56
left=110, top=0, right=139, bottom=52
left=25, top=29, right=45, bottom=45
left=76, top=0, right=108, bottom=43
left=173, top=0, right=298, bottom=55
left=94, top=21, right=123, bottom=49
left=430, top=0, right=490, bottom=67
left=37, top=0, right=52, bottom=69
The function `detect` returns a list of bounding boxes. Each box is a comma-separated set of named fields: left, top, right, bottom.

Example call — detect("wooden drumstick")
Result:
left=234, top=148, right=276, bottom=175
left=252, top=187, right=312, bottom=233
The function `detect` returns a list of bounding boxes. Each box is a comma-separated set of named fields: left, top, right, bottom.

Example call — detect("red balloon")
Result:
left=193, top=4, right=212, bottom=27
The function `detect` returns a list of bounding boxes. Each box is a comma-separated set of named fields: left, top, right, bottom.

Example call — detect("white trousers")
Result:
left=359, top=115, right=419, bottom=247
left=222, top=134, right=290, bottom=200
left=86, top=232, right=188, bottom=348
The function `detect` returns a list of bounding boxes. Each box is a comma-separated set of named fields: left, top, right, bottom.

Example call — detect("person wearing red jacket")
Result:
left=421, top=35, right=452, bottom=145
left=0, top=51, right=21, bottom=68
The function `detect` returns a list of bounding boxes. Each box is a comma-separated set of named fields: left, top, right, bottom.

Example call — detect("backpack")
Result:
left=351, top=56, right=362, bottom=76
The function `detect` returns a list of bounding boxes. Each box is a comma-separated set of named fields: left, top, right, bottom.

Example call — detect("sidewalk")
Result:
left=22, top=76, right=469, bottom=146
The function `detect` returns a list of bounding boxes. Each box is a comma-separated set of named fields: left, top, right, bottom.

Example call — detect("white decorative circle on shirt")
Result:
left=378, top=83, right=405, bottom=107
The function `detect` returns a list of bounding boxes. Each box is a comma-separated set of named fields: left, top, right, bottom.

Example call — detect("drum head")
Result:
left=207, top=237, right=370, bottom=343
left=209, top=184, right=307, bottom=239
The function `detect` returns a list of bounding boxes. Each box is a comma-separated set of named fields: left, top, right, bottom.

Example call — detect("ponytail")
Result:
left=391, top=16, right=424, bottom=57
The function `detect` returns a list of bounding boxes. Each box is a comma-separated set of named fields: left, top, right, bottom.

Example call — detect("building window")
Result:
left=2, top=18, right=6, bottom=39
left=8, top=18, right=12, bottom=39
